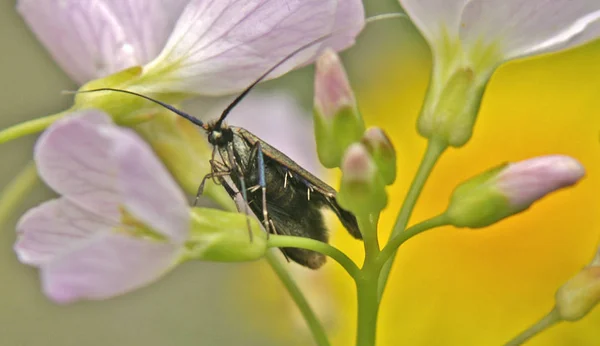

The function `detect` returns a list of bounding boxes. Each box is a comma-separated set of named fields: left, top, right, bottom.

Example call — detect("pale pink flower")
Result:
left=19, top=0, right=365, bottom=95
left=399, top=0, right=600, bottom=146
left=400, top=0, right=600, bottom=63
left=15, top=110, right=190, bottom=303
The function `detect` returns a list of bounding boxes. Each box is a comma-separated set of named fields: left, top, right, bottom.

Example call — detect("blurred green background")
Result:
left=3, top=0, right=600, bottom=345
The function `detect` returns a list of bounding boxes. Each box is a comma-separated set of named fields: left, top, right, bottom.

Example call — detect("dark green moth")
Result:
left=79, top=40, right=362, bottom=269
left=207, top=125, right=361, bottom=268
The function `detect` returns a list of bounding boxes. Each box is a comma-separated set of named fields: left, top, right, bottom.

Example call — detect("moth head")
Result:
left=207, top=122, right=234, bottom=146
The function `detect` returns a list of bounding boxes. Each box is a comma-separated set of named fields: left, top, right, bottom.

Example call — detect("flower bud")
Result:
left=555, top=266, right=600, bottom=321
left=186, top=208, right=267, bottom=262
left=361, top=127, right=396, bottom=185
left=418, top=66, right=488, bottom=147
left=313, top=49, right=365, bottom=168
left=446, top=155, right=584, bottom=228
left=337, top=144, right=387, bottom=216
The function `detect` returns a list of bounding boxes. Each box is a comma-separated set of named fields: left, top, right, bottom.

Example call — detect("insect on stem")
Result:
left=69, top=32, right=363, bottom=269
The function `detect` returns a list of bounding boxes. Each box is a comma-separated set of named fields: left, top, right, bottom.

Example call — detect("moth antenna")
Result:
left=65, top=88, right=205, bottom=128
left=215, top=33, right=333, bottom=128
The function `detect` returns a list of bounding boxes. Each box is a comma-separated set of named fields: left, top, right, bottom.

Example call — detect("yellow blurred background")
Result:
left=1, top=0, right=600, bottom=345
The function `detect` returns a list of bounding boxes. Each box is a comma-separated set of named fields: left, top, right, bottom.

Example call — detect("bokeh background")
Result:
left=1, top=0, right=600, bottom=345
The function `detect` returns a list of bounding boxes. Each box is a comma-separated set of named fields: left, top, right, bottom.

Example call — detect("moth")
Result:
left=80, top=40, right=362, bottom=269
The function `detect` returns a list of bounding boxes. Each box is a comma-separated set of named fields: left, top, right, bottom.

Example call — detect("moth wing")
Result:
left=234, top=127, right=361, bottom=239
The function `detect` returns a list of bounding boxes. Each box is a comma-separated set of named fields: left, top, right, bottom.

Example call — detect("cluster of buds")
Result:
left=313, top=48, right=588, bottom=239
left=313, top=49, right=396, bottom=217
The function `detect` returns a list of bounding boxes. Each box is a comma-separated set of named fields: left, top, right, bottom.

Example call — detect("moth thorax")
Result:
left=208, top=127, right=234, bottom=146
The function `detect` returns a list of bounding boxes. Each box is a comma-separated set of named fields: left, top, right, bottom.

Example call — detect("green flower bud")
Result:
left=555, top=265, right=600, bottom=321
left=313, top=49, right=364, bottom=168
left=361, top=127, right=396, bottom=185
left=417, top=38, right=503, bottom=148
left=446, top=155, right=584, bottom=228
left=337, top=143, right=387, bottom=216
left=186, top=208, right=267, bottom=262
left=418, top=67, right=487, bottom=147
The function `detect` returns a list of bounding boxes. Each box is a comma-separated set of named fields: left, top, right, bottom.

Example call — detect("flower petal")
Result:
left=104, top=127, right=190, bottom=242
left=35, top=111, right=121, bottom=220
left=18, top=0, right=189, bottom=84
left=142, top=0, right=364, bottom=95
left=41, top=232, right=181, bottom=304
left=15, top=198, right=115, bottom=267
left=460, top=0, right=600, bottom=59
left=399, top=0, right=468, bottom=44
left=36, top=110, right=189, bottom=241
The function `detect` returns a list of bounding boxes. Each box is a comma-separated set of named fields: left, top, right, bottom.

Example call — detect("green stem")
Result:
left=504, top=308, right=562, bottom=346
left=378, top=139, right=446, bottom=299
left=0, top=112, right=68, bottom=145
left=267, top=235, right=360, bottom=279
left=0, top=161, right=39, bottom=226
left=265, top=252, right=331, bottom=346
left=355, top=274, right=379, bottom=346
left=377, top=214, right=449, bottom=268
left=355, top=214, right=381, bottom=346
left=222, top=192, right=329, bottom=345
left=361, top=213, right=380, bottom=263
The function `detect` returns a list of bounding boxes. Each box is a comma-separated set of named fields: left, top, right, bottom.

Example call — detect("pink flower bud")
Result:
left=447, top=155, right=584, bottom=228
left=495, top=155, right=585, bottom=209
left=361, top=127, right=397, bottom=185
left=337, top=144, right=387, bottom=216
left=341, top=144, right=376, bottom=182
left=313, top=49, right=365, bottom=168
left=314, top=49, right=356, bottom=119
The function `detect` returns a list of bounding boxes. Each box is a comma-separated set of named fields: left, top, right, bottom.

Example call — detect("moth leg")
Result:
left=210, top=148, right=229, bottom=186
left=253, top=142, right=272, bottom=236
left=209, top=159, right=229, bottom=186
left=195, top=171, right=231, bottom=206
left=226, top=143, right=254, bottom=241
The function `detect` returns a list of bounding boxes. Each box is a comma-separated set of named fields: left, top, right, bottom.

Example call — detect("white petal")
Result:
left=206, top=91, right=322, bottom=177
left=399, top=0, right=468, bottom=44
left=34, top=111, right=121, bottom=220
left=103, top=127, right=190, bottom=242
left=142, top=0, right=364, bottom=95
left=18, top=0, right=189, bottom=84
left=460, top=0, right=600, bottom=59
left=41, top=232, right=181, bottom=304
left=15, top=198, right=115, bottom=267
